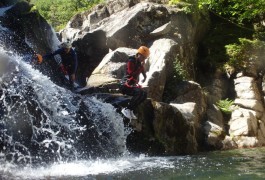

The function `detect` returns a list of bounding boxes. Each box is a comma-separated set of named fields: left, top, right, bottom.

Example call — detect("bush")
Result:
left=216, top=98, right=235, bottom=114
left=162, top=59, right=187, bottom=102
left=225, top=38, right=265, bottom=71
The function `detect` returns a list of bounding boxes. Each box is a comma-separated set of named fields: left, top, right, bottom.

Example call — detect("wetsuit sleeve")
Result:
left=127, top=60, right=135, bottom=76
left=43, top=48, right=63, bottom=60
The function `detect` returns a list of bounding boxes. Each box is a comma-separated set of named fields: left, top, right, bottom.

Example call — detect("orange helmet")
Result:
left=137, top=46, right=150, bottom=58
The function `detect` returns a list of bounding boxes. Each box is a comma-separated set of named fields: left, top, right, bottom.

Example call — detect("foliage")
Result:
left=197, top=20, right=254, bottom=73
left=198, top=0, right=265, bottom=25
left=170, top=0, right=265, bottom=37
left=162, top=59, right=187, bottom=102
left=173, top=60, right=187, bottom=81
left=30, top=0, right=103, bottom=31
left=168, top=0, right=200, bottom=15
left=225, top=38, right=265, bottom=70
left=216, top=98, right=234, bottom=114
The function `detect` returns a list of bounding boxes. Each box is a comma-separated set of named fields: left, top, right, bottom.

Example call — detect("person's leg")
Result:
left=69, top=75, right=75, bottom=91
left=120, top=86, right=135, bottom=119
left=127, top=88, right=147, bottom=110
left=67, top=66, right=75, bottom=91
left=134, top=90, right=147, bottom=107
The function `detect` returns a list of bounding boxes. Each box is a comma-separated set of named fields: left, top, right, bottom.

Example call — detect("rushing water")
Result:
left=0, top=147, right=265, bottom=179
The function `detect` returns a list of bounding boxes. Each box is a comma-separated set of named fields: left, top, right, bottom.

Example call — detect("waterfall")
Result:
left=0, top=48, right=130, bottom=164
left=0, top=6, right=130, bottom=168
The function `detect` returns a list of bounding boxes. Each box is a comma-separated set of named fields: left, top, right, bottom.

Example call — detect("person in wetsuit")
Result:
left=119, top=46, right=150, bottom=119
left=43, top=42, right=78, bottom=91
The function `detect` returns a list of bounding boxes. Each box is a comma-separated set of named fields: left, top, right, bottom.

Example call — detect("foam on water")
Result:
left=0, top=154, right=175, bottom=179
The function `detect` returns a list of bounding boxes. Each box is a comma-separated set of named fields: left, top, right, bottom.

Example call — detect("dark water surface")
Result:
left=1, top=147, right=265, bottom=180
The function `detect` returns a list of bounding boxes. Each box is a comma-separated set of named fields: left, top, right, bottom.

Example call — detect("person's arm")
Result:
left=72, top=49, right=78, bottom=74
left=141, top=67, right=147, bottom=83
left=43, top=48, right=63, bottom=60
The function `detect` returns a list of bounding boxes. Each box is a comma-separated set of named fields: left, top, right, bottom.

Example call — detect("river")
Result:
left=1, top=147, right=264, bottom=179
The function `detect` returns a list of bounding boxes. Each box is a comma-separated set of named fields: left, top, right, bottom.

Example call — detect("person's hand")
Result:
left=136, top=84, right=142, bottom=88
left=71, top=74, right=76, bottom=81
left=60, top=64, right=68, bottom=75
left=33, top=54, right=43, bottom=64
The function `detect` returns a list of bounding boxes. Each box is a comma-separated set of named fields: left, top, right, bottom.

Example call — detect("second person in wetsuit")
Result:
left=43, top=42, right=78, bottom=91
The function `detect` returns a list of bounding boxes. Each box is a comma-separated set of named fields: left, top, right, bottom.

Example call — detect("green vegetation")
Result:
left=216, top=98, right=235, bottom=114
left=198, top=0, right=265, bottom=26
left=30, top=0, right=103, bottom=31
left=169, top=0, right=265, bottom=29
left=168, top=0, right=199, bottom=14
left=225, top=38, right=265, bottom=71
left=162, top=59, right=187, bottom=103
left=172, top=60, right=188, bottom=82
left=198, top=22, right=253, bottom=72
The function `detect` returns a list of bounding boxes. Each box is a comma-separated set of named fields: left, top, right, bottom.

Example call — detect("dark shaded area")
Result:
left=73, top=30, right=109, bottom=87
left=196, top=12, right=254, bottom=85
left=0, top=0, right=18, bottom=7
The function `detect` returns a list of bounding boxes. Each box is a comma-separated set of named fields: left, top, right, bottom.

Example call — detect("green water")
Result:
left=2, top=147, right=265, bottom=180
left=98, top=147, right=265, bottom=180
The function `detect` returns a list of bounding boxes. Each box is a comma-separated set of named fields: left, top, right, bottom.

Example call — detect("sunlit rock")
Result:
left=204, top=121, right=225, bottom=149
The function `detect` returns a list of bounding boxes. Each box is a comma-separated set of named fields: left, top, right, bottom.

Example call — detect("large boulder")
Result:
left=152, top=101, right=198, bottom=154
left=87, top=47, right=136, bottom=89
left=143, top=38, right=179, bottom=101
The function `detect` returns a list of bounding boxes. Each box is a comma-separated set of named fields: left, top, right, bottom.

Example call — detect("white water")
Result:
left=0, top=5, right=12, bottom=17
left=0, top=45, right=129, bottom=159
left=1, top=154, right=176, bottom=179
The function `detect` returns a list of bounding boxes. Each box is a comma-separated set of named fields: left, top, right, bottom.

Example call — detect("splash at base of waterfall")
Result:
left=0, top=154, right=175, bottom=180
left=2, top=147, right=265, bottom=180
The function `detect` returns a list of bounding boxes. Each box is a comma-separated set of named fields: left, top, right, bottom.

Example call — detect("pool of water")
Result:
left=1, top=147, right=265, bottom=180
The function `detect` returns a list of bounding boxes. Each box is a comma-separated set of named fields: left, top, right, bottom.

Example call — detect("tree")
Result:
left=198, top=0, right=265, bottom=25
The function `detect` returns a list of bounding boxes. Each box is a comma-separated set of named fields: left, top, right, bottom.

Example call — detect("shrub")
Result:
left=216, top=98, right=235, bottom=114
left=225, top=38, right=265, bottom=71
left=162, top=59, right=187, bottom=102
